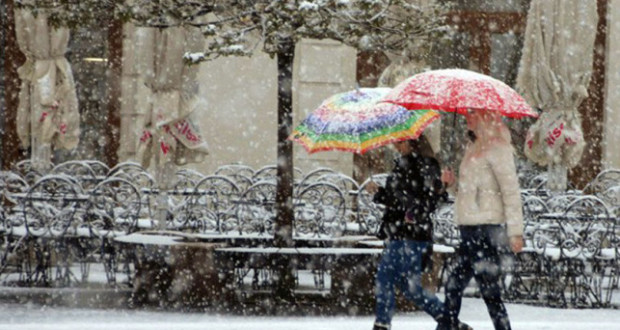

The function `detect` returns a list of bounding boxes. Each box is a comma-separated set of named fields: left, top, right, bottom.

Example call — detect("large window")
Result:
left=63, top=26, right=110, bottom=161
left=433, top=1, right=531, bottom=165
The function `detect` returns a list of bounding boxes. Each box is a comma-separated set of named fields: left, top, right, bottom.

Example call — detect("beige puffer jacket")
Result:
left=453, top=138, right=524, bottom=238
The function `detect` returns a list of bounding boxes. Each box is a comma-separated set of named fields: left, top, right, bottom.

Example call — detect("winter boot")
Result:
left=372, top=322, right=390, bottom=330
left=434, top=315, right=450, bottom=330
left=457, top=321, right=473, bottom=330
left=435, top=316, right=473, bottom=330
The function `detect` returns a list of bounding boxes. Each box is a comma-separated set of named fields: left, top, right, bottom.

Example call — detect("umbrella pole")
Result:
left=367, top=155, right=373, bottom=181
left=154, top=132, right=175, bottom=230
left=30, top=86, right=51, bottom=173
left=442, top=112, right=458, bottom=171
left=156, top=162, right=175, bottom=230
left=547, top=163, right=568, bottom=192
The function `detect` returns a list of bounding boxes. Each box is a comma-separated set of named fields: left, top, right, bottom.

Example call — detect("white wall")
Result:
left=185, top=39, right=358, bottom=176
left=192, top=52, right=278, bottom=174
left=292, top=39, right=357, bottom=175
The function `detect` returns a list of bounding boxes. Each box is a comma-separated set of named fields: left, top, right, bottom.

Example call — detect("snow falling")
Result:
left=0, top=1, right=619, bottom=330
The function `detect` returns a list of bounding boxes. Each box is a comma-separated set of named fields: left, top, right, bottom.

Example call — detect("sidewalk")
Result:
left=1, top=296, right=619, bottom=330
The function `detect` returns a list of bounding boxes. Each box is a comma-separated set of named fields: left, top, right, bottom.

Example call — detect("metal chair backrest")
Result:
left=236, top=180, right=277, bottom=235
left=583, top=169, right=620, bottom=194
left=522, top=195, right=550, bottom=246
left=51, top=160, right=99, bottom=191
left=86, top=177, right=141, bottom=237
left=22, top=174, right=85, bottom=238
left=295, top=182, right=345, bottom=237
left=356, top=174, right=388, bottom=235
left=557, top=196, right=614, bottom=260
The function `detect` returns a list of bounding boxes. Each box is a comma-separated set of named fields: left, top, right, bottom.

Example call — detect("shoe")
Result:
left=435, top=320, right=473, bottom=330
left=372, top=322, right=390, bottom=330
left=457, top=321, right=473, bottom=330
left=434, top=318, right=449, bottom=330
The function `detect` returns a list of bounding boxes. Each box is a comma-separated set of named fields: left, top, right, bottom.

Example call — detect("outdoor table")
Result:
left=214, top=245, right=381, bottom=308
left=114, top=231, right=228, bottom=307
left=214, top=246, right=382, bottom=270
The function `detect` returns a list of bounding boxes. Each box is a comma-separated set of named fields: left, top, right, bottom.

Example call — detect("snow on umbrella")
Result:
left=382, top=68, right=539, bottom=119
left=290, top=88, right=439, bottom=155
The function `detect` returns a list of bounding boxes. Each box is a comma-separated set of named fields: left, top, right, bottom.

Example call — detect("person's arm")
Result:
left=487, top=141, right=524, bottom=252
left=441, top=168, right=457, bottom=196
left=373, top=187, right=387, bottom=205
left=405, top=157, right=444, bottom=220
left=429, top=159, right=448, bottom=199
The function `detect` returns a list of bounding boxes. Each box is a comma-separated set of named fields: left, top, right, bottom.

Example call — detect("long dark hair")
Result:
left=408, top=135, right=436, bottom=158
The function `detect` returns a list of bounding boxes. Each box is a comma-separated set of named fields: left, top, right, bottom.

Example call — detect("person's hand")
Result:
left=441, top=168, right=456, bottom=187
left=509, top=236, right=524, bottom=253
left=404, top=211, right=414, bottom=224
left=365, top=181, right=380, bottom=194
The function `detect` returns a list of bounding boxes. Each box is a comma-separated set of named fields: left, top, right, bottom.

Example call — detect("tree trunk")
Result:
left=2, top=0, right=25, bottom=170
left=105, top=19, right=123, bottom=168
left=273, top=41, right=296, bottom=305
left=569, top=0, right=607, bottom=188
left=274, top=42, right=295, bottom=247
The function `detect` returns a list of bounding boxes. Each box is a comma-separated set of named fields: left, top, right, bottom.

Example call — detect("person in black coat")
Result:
left=368, top=137, right=471, bottom=330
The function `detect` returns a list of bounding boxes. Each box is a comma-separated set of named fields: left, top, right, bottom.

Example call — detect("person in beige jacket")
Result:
left=437, top=109, right=524, bottom=330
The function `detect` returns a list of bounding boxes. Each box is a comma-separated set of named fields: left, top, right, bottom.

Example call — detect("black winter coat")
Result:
left=373, top=152, right=445, bottom=241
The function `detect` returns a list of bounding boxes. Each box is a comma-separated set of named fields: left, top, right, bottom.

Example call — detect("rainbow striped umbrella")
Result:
left=290, top=88, right=439, bottom=154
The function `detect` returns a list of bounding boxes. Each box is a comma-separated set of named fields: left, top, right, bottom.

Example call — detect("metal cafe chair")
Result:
left=430, top=202, right=460, bottom=294
left=187, top=175, right=241, bottom=234
left=50, top=160, right=100, bottom=191
left=108, top=163, right=156, bottom=228
left=252, top=164, right=303, bottom=184
left=235, top=180, right=277, bottom=236
left=356, top=174, right=388, bottom=235
left=11, top=159, right=46, bottom=186
left=214, top=163, right=255, bottom=178
left=583, top=169, right=620, bottom=195
left=313, top=173, right=360, bottom=234
left=83, top=160, right=110, bottom=178
left=295, top=167, right=337, bottom=194
left=294, top=182, right=346, bottom=238
left=85, top=177, right=141, bottom=287
left=0, top=171, right=30, bottom=285
left=17, top=174, right=87, bottom=286
left=505, top=195, right=549, bottom=302
left=539, top=196, right=615, bottom=307
left=159, top=170, right=205, bottom=230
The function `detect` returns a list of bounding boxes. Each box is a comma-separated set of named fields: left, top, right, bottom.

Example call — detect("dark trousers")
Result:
left=374, top=240, right=444, bottom=326
left=444, top=225, right=511, bottom=330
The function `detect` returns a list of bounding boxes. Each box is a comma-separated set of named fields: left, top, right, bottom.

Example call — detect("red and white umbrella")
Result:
left=382, top=68, right=538, bottom=119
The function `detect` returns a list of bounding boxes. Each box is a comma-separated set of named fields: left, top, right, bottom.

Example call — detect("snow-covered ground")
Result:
left=0, top=296, right=618, bottom=330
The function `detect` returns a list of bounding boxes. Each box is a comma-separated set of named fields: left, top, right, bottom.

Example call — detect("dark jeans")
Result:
left=444, top=225, right=511, bottom=330
left=374, top=240, right=444, bottom=326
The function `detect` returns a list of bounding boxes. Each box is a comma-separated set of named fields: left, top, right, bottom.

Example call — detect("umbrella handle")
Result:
left=450, top=111, right=457, bottom=168
left=367, top=156, right=374, bottom=182
left=441, top=111, right=459, bottom=170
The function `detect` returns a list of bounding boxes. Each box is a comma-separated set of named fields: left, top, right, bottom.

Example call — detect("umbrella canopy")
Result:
left=516, top=0, right=596, bottom=170
left=14, top=8, right=80, bottom=171
left=382, top=68, right=538, bottom=119
left=123, top=26, right=209, bottom=230
left=290, top=88, right=439, bottom=154
left=131, top=26, right=209, bottom=175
